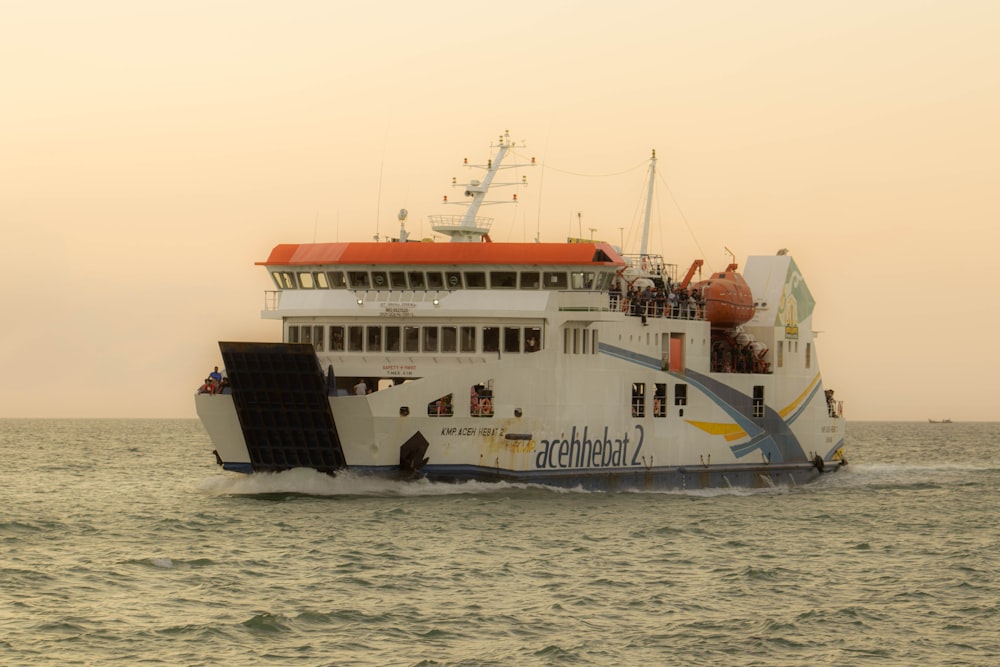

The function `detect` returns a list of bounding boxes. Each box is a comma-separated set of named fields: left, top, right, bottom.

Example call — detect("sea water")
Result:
left=1, top=420, right=998, bottom=666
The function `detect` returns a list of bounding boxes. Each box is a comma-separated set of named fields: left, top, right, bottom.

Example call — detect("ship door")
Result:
left=663, top=333, right=684, bottom=372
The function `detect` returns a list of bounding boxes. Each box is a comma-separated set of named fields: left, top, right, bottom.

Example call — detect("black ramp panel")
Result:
left=219, top=342, right=347, bottom=473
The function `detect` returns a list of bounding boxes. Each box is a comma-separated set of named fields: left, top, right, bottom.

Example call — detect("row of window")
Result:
left=289, top=324, right=543, bottom=354
left=272, top=268, right=617, bottom=292
left=630, top=382, right=689, bottom=418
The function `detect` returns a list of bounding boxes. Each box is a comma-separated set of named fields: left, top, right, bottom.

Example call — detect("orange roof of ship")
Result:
left=258, top=242, right=626, bottom=267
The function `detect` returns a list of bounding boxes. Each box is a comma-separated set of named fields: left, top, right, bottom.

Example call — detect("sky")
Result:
left=2, top=0, right=998, bottom=420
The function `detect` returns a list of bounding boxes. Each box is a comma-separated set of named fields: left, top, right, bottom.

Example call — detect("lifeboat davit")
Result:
left=692, top=269, right=756, bottom=327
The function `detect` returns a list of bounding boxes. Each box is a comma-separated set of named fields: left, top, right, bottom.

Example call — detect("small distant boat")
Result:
left=928, top=419, right=953, bottom=424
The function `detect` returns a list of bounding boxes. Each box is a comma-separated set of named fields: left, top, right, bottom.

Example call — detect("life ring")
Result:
left=479, top=397, right=492, bottom=415
left=449, top=275, right=459, bottom=287
left=374, top=274, right=384, bottom=286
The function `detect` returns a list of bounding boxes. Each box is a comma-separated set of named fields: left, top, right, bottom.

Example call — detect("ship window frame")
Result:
left=313, top=326, right=325, bottom=351
left=422, top=326, right=439, bottom=353
left=446, top=271, right=464, bottom=289
left=385, top=326, right=401, bottom=352
left=503, top=327, right=520, bottom=353
left=327, top=271, right=347, bottom=289
left=524, top=327, right=541, bottom=352
left=314, top=272, right=329, bottom=289
left=274, top=271, right=295, bottom=289
left=654, top=383, right=667, bottom=417
left=441, top=326, right=458, bottom=352
left=347, top=271, right=370, bottom=289
left=371, top=271, right=388, bottom=289
left=403, top=325, right=420, bottom=353
left=490, top=271, right=517, bottom=289
left=329, top=326, right=345, bottom=351
left=297, top=272, right=315, bottom=289
left=482, top=327, right=500, bottom=353
left=389, top=271, right=407, bottom=288
left=543, top=271, right=568, bottom=289
left=570, top=271, right=586, bottom=289
left=753, top=385, right=765, bottom=419
left=520, top=271, right=541, bottom=289
left=407, top=271, right=426, bottom=289
left=674, top=383, right=687, bottom=406
left=426, top=271, right=445, bottom=289
left=287, top=325, right=299, bottom=343
left=460, top=326, right=477, bottom=353
left=631, top=382, right=645, bottom=417
left=301, top=326, right=312, bottom=344
left=348, top=326, right=363, bottom=352
left=464, top=272, right=486, bottom=289
left=366, top=325, right=383, bottom=352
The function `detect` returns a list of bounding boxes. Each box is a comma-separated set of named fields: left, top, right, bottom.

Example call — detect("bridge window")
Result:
left=491, top=271, right=517, bottom=288
left=520, top=271, right=540, bottom=289
left=460, top=326, right=477, bottom=352
left=301, top=326, right=312, bottom=345
left=570, top=271, right=596, bottom=289
left=426, top=272, right=445, bottom=289
left=313, top=326, right=325, bottom=351
left=273, top=271, right=295, bottom=289
left=347, top=271, right=369, bottom=289
left=464, top=272, right=485, bottom=288
left=371, top=271, right=388, bottom=288
left=327, top=271, right=347, bottom=288
left=675, top=383, right=687, bottom=406
left=298, top=272, right=315, bottom=289
left=389, top=271, right=407, bottom=288
left=315, top=272, right=329, bottom=289
left=407, top=271, right=426, bottom=289
left=287, top=325, right=299, bottom=343
left=543, top=272, right=567, bottom=289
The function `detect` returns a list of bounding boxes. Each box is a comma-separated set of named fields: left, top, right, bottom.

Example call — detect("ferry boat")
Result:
left=195, top=132, right=846, bottom=490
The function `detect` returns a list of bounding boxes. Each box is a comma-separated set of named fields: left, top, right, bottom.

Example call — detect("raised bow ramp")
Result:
left=219, top=342, right=347, bottom=473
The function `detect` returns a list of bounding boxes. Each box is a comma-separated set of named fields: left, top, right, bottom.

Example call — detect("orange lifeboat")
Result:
left=692, top=266, right=755, bottom=327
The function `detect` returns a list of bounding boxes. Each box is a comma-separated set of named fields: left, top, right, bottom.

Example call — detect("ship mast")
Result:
left=429, top=131, right=533, bottom=243
left=639, top=149, right=656, bottom=256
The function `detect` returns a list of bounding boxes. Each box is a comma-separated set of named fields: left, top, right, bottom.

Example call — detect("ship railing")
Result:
left=427, top=214, right=493, bottom=233
left=610, top=295, right=705, bottom=320
left=264, top=290, right=281, bottom=311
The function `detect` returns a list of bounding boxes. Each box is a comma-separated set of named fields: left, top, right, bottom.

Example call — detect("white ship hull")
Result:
left=195, top=135, right=846, bottom=490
